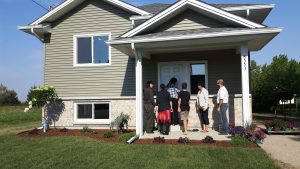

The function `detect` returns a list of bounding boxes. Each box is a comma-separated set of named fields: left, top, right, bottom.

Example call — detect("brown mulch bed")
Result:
left=135, top=139, right=259, bottom=148
left=17, top=128, right=132, bottom=143
left=17, top=128, right=258, bottom=148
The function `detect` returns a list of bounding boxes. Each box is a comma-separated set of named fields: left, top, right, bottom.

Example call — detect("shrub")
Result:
left=0, top=84, right=21, bottom=105
left=285, top=120, right=294, bottom=129
left=245, top=123, right=257, bottom=132
left=81, top=127, right=92, bottom=133
left=272, top=119, right=285, bottom=130
left=248, top=130, right=266, bottom=144
left=103, top=132, right=113, bottom=138
left=264, top=120, right=273, bottom=129
left=118, top=132, right=135, bottom=143
left=230, top=136, right=250, bottom=145
left=110, top=113, right=131, bottom=133
left=229, top=126, right=246, bottom=137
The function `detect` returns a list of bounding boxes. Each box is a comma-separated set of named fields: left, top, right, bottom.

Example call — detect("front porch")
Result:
left=142, top=126, right=231, bottom=141
left=109, top=28, right=280, bottom=138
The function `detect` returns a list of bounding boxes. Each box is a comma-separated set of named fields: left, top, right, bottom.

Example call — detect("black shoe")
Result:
left=202, top=136, right=216, bottom=144
left=178, top=137, right=185, bottom=143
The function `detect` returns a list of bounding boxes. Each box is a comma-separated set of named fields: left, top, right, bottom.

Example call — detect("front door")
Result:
left=159, top=64, right=186, bottom=89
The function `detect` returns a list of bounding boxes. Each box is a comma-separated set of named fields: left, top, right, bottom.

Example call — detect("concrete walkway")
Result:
left=142, top=126, right=230, bottom=141
left=260, top=134, right=300, bottom=169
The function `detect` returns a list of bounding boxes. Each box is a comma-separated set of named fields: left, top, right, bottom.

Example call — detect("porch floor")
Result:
left=141, top=127, right=231, bottom=141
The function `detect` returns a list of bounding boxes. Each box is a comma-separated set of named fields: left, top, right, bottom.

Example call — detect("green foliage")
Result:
left=272, top=119, right=285, bottom=130
left=110, top=113, right=130, bottom=133
left=230, top=136, right=250, bottom=145
left=81, top=127, right=92, bottom=133
left=245, top=123, right=257, bottom=132
left=26, top=85, right=37, bottom=105
left=103, top=132, right=113, bottom=138
left=251, top=55, right=300, bottom=112
left=29, top=85, right=58, bottom=108
left=0, top=106, right=41, bottom=125
left=0, top=84, right=21, bottom=105
left=118, top=132, right=135, bottom=142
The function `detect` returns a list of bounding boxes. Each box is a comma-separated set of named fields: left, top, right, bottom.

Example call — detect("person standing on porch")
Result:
left=217, top=79, right=229, bottom=134
left=155, top=84, right=173, bottom=135
left=197, top=81, right=209, bottom=133
left=167, top=77, right=180, bottom=125
left=143, top=81, right=155, bottom=134
left=178, top=83, right=191, bottom=135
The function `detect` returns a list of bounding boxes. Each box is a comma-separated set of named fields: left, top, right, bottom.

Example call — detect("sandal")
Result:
left=184, top=137, right=191, bottom=143
left=178, top=137, right=186, bottom=143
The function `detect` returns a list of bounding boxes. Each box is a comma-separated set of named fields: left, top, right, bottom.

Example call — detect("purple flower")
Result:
left=229, top=126, right=246, bottom=136
left=248, top=130, right=266, bottom=141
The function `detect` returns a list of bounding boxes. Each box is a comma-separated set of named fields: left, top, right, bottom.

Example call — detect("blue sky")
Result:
left=0, top=0, right=299, bottom=101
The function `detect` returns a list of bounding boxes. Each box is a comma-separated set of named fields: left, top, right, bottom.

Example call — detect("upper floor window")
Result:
left=74, top=33, right=111, bottom=66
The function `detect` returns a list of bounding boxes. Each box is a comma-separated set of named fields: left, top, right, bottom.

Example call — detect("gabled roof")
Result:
left=139, top=3, right=274, bottom=14
left=30, top=0, right=150, bottom=26
left=121, top=0, right=265, bottom=38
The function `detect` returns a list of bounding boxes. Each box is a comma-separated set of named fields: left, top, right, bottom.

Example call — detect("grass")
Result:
left=230, top=136, right=250, bottom=145
left=0, top=134, right=280, bottom=169
left=0, top=106, right=280, bottom=169
left=0, top=106, right=41, bottom=126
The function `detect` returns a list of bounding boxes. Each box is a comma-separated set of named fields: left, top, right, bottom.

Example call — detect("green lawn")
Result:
left=0, top=106, right=41, bottom=126
left=0, top=106, right=280, bottom=169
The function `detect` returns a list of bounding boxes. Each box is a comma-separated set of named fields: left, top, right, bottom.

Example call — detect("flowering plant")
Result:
left=24, top=85, right=57, bottom=112
left=229, top=126, right=246, bottom=137
left=248, top=130, right=266, bottom=143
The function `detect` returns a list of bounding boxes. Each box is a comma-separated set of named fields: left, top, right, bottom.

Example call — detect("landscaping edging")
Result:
left=17, top=128, right=259, bottom=148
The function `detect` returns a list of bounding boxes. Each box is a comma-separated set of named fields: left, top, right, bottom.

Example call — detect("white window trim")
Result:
left=157, top=60, right=208, bottom=95
left=74, top=102, right=111, bottom=124
left=73, top=33, right=111, bottom=67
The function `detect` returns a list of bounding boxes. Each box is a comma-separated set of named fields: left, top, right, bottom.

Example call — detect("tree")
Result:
left=0, top=84, right=21, bottom=105
left=251, top=55, right=300, bottom=112
left=26, top=85, right=37, bottom=104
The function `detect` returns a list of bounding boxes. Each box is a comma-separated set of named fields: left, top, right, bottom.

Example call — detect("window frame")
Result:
left=74, top=102, right=111, bottom=124
left=73, top=33, right=111, bottom=67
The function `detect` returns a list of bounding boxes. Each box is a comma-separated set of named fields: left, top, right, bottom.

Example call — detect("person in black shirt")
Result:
left=155, top=84, right=173, bottom=135
left=178, top=83, right=191, bottom=135
left=143, top=81, right=155, bottom=134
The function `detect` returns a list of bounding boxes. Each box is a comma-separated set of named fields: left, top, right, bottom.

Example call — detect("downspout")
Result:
left=31, top=27, right=44, bottom=42
left=127, top=42, right=140, bottom=144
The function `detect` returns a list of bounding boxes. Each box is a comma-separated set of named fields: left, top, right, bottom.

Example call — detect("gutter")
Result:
left=30, top=27, right=44, bottom=42
left=127, top=134, right=139, bottom=144
left=18, top=24, right=52, bottom=42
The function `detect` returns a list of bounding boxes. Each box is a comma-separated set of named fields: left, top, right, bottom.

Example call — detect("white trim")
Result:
left=240, top=45, right=251, bottom=126
left=105, top=0, right=150, bottom=15
left=223, top=4, right=275, bottom=11
left=121, top=0, right=265, bottom=38
left=110, top=28, right=282, bottom=45
left=130, top=15, right=153, bottom=21
left=74, top=102, right=111, bottom=124
left=73, top=33, right=112, bottom=67
left=157, top=61, right=208, bottom=95
left=30, top=0, right=149, bottom=26
left=135, top=50, right=143, bottom=137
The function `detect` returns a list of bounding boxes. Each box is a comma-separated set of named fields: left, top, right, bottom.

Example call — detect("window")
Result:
left=190, top=63, right=206, bottom=94
left=74, top=34, right=111, bottom=66
left=75, top=102, right=110, bottom=123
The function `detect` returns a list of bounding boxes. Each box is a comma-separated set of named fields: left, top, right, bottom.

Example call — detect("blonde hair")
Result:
left=217, top=79, right=224, bottom=85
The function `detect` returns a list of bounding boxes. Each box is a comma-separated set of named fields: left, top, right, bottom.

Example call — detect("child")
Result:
left=178, top=83, right=190, bottom=135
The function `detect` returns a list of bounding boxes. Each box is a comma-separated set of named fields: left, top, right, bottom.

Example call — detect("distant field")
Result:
left=0, top=106, right=41, bottom=126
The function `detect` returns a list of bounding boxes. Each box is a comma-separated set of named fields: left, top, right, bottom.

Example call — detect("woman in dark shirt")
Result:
left=155, top=84, right=173, bottom=135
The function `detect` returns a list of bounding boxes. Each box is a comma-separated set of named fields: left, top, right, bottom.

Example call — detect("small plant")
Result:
left=118, top=132, right=135, bottom=143
left=230, top=136, right=250, bottom=145
left=272, top=119, right=285, bottom=131
left=264, top=120, right=273, bottom=130
left=81, top=126, right=92, bottom=133
left=103, top=132, right=113, bottom=138
left=229, top=126, right=246, bottom=137
left=245, top=123, right=257, bottom=132
left=110, top=113, right=131, bottom=133
left=59, top=128, right=68, bottom=132
left=248, top=130, right=266, bottom=144
left=285, top=120, right=294, bottom=130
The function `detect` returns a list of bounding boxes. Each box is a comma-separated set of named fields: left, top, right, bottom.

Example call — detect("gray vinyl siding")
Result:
left=143, top=49, right=242, bottom=95
left=153, top=10, right=231, bottom=33
left=44, top=0, right=135, bottom=98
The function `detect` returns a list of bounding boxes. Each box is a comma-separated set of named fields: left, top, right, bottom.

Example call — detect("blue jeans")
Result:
left=220, top=103, right=229, bottom=133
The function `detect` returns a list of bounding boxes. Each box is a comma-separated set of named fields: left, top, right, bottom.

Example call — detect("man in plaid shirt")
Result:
left=167, top=77, right=180, bottom=125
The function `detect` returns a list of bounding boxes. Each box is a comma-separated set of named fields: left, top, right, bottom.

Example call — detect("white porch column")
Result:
left=135, top=50, right=143, bottom=137
left=240, top=45, right=251, bottom=126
